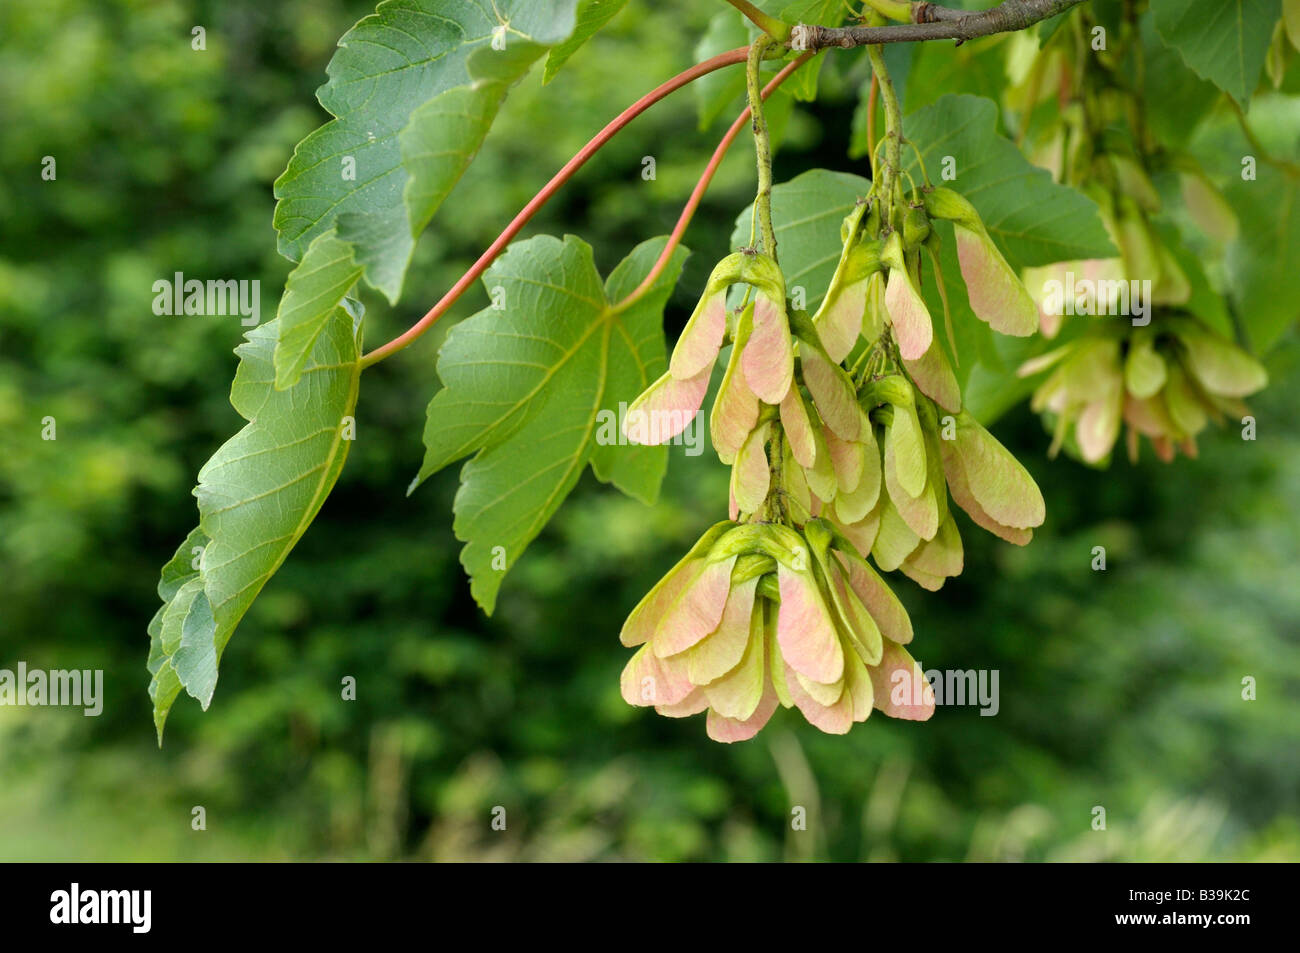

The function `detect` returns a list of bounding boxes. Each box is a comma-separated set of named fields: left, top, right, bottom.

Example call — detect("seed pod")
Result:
left=735, top=253, right=795, bottom=405
left=791, top=306, right=861, bottom=443
left=1022, top=255, right=1128, bottom=337
left=867, top=639, right=935, bottom=721
left=862, top=270, right=888, bottom=346
left=903, top=204, right=931, bottom=249
left=835, top=503, right=883, bottom=567
left=921, top=231, right=959, bottom=367
left=710, top=303, right=760, bottom=464
left=1152, top=240, right=1191, bottom=306
left=901, top=508, right=963, bottom=588
left=620, top=643, right=696, bottom=708
left=620, top=515, right=931, bottom=740
left=814, top=270, right=869, bottom=364
left=1074, top=374, right=1124, bottom=464
left=670, top=252, right=744, bottom=379
left=1162, top=362, right=1208, bottom=437
left=833, top=432, right=881, bottom=525
left=1022, top=316, right=1265, bottom=466
left=813, top=204, right=878, bottom=363
left=623, top=366, right=711, bottom=445
left=684, top=572, right=760, bottom=687
left=871, top=494, right=921, bottom=572
left=775, top=556, right=844, bottom=686
left=902, top=335, right=961, bottom=413
left=917, top=398, right=951, bottom=528
left=779, top=382, right=817, bottom=469
left=706, top=681, right=780, bottom=743
left=805, top=414, right=838, bottom=503
left=781, top=439, right=815, bottom=522
left=1115, top=197, right=1162, bottom=287
left=1028, top=337, right=1119, bottom=418
left=1179, top=170, right=1239, bottom=243
left=881, top=232, right=934, bottom=361
left=1110, top=154, right=1161, bottom=213
left=650, top=549, right=741, bottom=659
left=874, top=376, right=927, bottom=498
left=805, top=520, right=882, bottom=666
left=922, top=187, right=1037, bottom=337
left=884, top=434, right=939, bottom=541
left=701, top=589, right=767, bottom=721
left=840, top=199, right=869, bottom=245
left=620, top=522, right=734, bottom=648
left=883, top=395, right=945, bottom=544
left=939, top=411, right=1045, bottom=544
left=1124, top=330, right=1168, bottom=399
left=730, top=420, right=772, bottom=516
left=1172, top=322, right=1268, bottom=397
left=799, top=342, right=860, bottom=441
left=831, top=545, right=914, bottom=645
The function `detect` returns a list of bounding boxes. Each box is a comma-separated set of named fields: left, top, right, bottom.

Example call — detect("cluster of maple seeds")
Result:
left=1019, top=316, right=1267, bottom=464
left=619, top=186, right=1048, bottom=742
left=1018, top=144, right=1268, bottom=464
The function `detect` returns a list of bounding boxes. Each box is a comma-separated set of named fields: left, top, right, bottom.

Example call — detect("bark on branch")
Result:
left=790, top=0, right=1086, bottom=50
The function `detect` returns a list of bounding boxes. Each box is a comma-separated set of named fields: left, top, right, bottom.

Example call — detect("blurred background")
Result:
left=1, top=0, right=1297, bottom=861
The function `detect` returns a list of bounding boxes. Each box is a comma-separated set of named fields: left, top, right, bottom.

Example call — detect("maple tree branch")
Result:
left=790, top=0, right=1085, bottom=50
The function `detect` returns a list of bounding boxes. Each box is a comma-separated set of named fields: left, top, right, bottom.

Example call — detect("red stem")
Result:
left=360, top=47, right=750, bottom=369
left=615, top=51, right=817, bottom=310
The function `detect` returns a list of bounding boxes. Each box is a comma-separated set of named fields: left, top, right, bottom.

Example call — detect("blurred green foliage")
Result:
left=0, top=0, right=1296, bottom=861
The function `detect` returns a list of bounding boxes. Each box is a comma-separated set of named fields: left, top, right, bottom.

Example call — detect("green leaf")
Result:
left=962, top=334, right=1060, bottom=425
left=893, top=37, right=1006, bottom=119
left=160, top=579, right=218, bottom=716
left=273, top=229, right=363, bottom=390
left=1037, top=9, right=1071, bottom=44
left=730, top=168, right=869, bottom=313
left=783, top=49, right=827, bottom=103
left=780, top=0, right=842, bottom=22
left=902, top=94, right=1117, bottom=268
left=848, top=82, right=874, bottom=161
left=1140, top=13, right=1221, bottom=148
left=401, top=40, right=553, bottom=243
left=1227, top=165, right=1300, bottom=353
left=158, top=526, right=209, bottom=604
left=150, top=306, right=364, bottom=738
left=413, top=235, right=688, bottom=614
left=148, top=527, right=208, bottom=740
left=1151, top=0, right=1282, bottom=106
left=273, top=0, right=580, bottom=303
left=543, top=0, right=629, bottom=83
